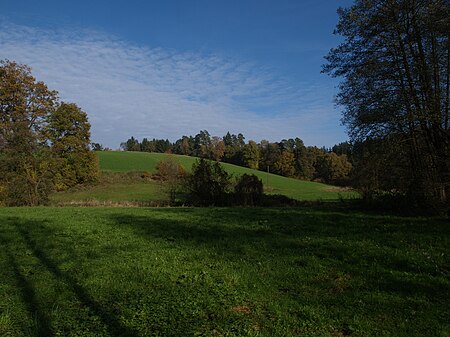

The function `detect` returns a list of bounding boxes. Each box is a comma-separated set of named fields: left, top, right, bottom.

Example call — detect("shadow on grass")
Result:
left=107, top=207, right=450, bottom=296
left=2, top=217, right=139, bottom=337
left=1, top=207, right=448, bottom=336
left=0, top=234, right=53, bottom=336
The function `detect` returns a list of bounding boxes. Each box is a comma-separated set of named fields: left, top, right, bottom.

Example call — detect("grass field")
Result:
left=0, top=207, right=448, bottom=336
left=86, top=151, right=356, bottom=202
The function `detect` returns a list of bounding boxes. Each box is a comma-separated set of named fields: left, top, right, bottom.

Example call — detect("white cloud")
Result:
left=0, top=22, right=346, bottom=148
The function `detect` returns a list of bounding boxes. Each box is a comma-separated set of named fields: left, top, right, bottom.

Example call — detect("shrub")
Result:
left=234, top=174, right=263, bottom=206
left=155, top=158, right=187, bottom=204
left=187, top=158, right=230, bottom=206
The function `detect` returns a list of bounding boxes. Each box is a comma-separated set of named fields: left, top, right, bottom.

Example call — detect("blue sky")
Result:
left=0, top=0, right=353, bottom=148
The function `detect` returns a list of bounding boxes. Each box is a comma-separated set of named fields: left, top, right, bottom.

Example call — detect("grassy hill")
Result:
left=51, top=151, right=356, bottom=205
left=95, top=151, right=356, bottom=201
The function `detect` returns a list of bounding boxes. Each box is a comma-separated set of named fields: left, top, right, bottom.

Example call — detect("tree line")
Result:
left=0, top=60, right=98, bottom=206
left=119, top=132, right=353, bottom=186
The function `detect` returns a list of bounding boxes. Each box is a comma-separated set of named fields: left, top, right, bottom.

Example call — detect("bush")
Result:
left=155, top=158, right=187, bottom=204
left=187, top=158, right=230, bottom=206
left=234, top=174, right=263, bottom=206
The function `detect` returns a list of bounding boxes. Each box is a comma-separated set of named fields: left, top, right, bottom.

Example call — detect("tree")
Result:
left=350, top=137, right=410, bottom=200
left=47, top=102, right=99, bottom=190
left=0, top=60, right=57, bottom=205
left=155, top=158, right=186, bottom=204
left=140, top=138, right=153, bottom=152
left=187, top=158, right=230, bottom=205
left=178, top=136, right=191, bottom=155
left=193, top=130, right=211, bottom=158
left=259, top=141, right=280, bottom=173
left=154, top=139, right=172, bottom=153
left=222, top=132, right=245, bottom=165
left=91, top=142, right=104, bottom=151
left=273, top=150, right=295, bottom=177
left=242, top=140, right=260, bottom=169
left=324, top=0, right=450, bottom=208
left=314, top=152, right=352, bottom=185
left=210, top=136, right=225, bottom=161
left=332, top=142, right=353, bottom=157
left=1, top=60, right=99, bottom=204
left=234, top=174, right=264, bottom=206
left=121, top=136, right=140, bottom=151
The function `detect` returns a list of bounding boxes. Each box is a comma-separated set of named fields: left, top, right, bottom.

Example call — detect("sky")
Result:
left=0, top=0, right=353, bottom=149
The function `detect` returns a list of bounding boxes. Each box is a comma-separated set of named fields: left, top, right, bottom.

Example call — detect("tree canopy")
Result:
left=0, top=60, right=98, bottom=205
left=323, top=0, right=450, bottom=209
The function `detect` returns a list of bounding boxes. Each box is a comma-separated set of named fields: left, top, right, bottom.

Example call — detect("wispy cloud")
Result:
left=0, top=22, right=346, bottom=147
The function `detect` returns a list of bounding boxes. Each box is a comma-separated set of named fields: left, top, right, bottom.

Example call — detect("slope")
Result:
left=94, top=151, right=355, bottom=201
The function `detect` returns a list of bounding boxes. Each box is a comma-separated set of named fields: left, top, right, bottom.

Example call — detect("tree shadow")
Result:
left=0, top=233, right=53, bottom=336
left=106, top=207, right=450, bottom=298
left=1, top=208, right=448, bottom=336
left=3, top=217, right=139, bottom=337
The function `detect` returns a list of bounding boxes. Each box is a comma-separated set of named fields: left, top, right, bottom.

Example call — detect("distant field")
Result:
left=0, top=207, right=448, bottom=336
left=92, top=151, right=356, bottom=202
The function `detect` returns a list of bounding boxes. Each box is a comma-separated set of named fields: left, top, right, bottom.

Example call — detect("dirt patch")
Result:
left=231, top=305, right=252, bottom=315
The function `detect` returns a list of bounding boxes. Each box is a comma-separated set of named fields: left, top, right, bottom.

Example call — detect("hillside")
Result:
left=95, top=151, right=355, bottom=201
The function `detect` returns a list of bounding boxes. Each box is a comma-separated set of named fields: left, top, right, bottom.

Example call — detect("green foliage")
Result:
left=192, top=130, right=211, bottom=158
left=90, top=142, right=104, bottom=151
left=234, top=174, right=264, bottom=206
left=242, top=140, right=260, bottom=169
left=314, top=152, right=352, bottom=185
left=120, top=136, right=141, bottom=151
left=323, top=0, right=450, bottom=210
left=187, top=158, right=231, bottom=205
left=47, top=102, right=99, bottom=191
left=0, top=61, right=98, bottom=204
left=0, top=60, right=57, bottom=205
left=273, top=150, right=295, bottom=177
left=3, top=149, right=54, bottom=206
left=0, top=207, right=448, bottom=336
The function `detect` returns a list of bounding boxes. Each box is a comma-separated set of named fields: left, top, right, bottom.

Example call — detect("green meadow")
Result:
left=11, top=152, right=448, bottom=336
left=0, top=207, right=448, bottom=336
left=51, top=151, right=356, bottom=205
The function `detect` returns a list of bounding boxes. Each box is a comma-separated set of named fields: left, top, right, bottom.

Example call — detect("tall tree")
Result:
left=324, top=0, right=450, bottom=207
left=180, top=136, right=191, bottom=155
left=0, top=60, right=57, bottom=205
left=193, top=130, right=211, bottom=158
left=242, top=140, right=261, bottom=169
left=121, top=136, right=140, bottom=151
left=210, top=136, right=226, bottom=161
left=223, top=132, right=244, bottom=165
left=273, top=150, right=295, bottom=177
left=47, top=102, right=99, bottom=190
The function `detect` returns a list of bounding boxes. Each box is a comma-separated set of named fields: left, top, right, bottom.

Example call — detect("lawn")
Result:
left=0, top=207, right=448, bottom=336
